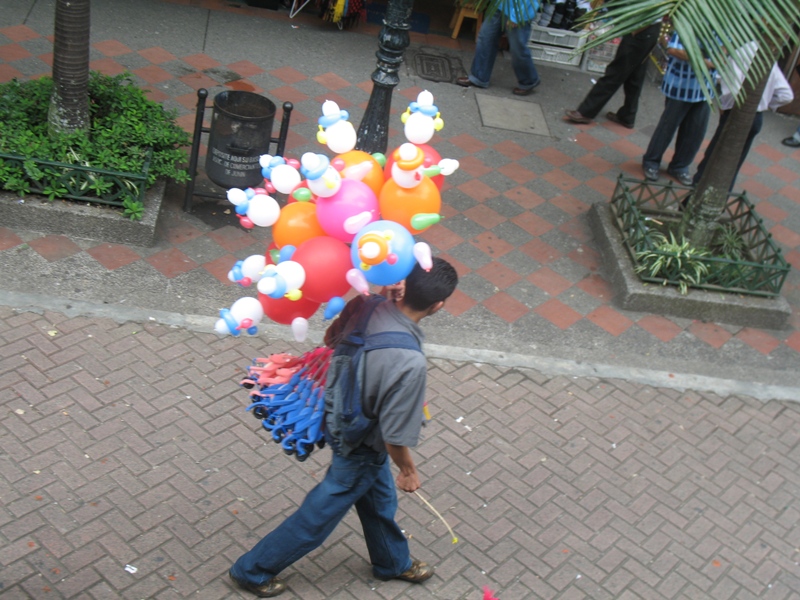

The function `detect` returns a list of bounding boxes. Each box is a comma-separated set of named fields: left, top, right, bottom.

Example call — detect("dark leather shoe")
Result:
left=456, top=76, right=474, bottom=87
left=564, top=109, right=592, bottom=124
left=513, top=79, right=540, bottom=95
left=667, top=169, right=693, bottom=187
left=782, top=136, right=800, bottom=147
left=606, top=111, right=634, bottom=129
left=378, top=559, right=434, bottom=583
left=643, top=166, right=659, bottom=182
left=229, top=570, right=286, bottom=597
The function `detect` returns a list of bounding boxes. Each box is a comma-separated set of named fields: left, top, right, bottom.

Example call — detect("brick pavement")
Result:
left=1, top=0, right=799, bottom=389
left=2, top=307, right=800, bottom=599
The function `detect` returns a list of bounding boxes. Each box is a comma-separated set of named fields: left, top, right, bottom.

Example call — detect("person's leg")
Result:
left=780, top=123, right=800, bottom=146
left=231, top=452, right=382, bottom=586
left=575, top=36, right=634, bottom=118
left=643, top=97, right=688, bottom=171
left=728, top=111, right=763, bottom=189
left=355, top=455, right=413, bottom=579
left=579, top=25, right=659, bottom=121
left=692, top=110, right=728, bottom=185
left=468, top=11, right=502, bottom=88
left=506, top=21, right=540, bottom=90
left=668, top=101, right=710, bottom=173
left=616, top=24, right=661, bottom=125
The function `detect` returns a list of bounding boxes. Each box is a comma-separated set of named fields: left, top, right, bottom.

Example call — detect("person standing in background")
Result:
left=456, top=0, right=542, bottom=96
left=564, top=17, right=664, bottom=128
left=692, top=42, right=793, bottom=189
left=782, top=124, right=800, bottom=148
left=641, top=32, right=716, bottom=186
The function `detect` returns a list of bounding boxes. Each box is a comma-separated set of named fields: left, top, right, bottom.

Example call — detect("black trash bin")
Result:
left=205, top=91, right=276, bottom=189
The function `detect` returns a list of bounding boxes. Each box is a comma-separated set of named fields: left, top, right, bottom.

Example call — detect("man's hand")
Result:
left=386, top=443, right=420, bottom=492
left=381, top=281, right=405, bottom=301
left=395, top=470, right=421, bottom=493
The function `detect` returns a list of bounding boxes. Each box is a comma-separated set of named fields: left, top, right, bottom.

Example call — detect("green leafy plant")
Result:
left=714, top=223, right=747, bottom=260
left=0, top=72, right=190, bottom=220
left=122, top=198, right=144, bottom=221
left=635, top=231, right=710, bottom=295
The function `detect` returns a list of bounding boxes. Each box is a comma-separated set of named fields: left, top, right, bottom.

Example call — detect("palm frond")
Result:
left=576, top=0, right=800, bottom=107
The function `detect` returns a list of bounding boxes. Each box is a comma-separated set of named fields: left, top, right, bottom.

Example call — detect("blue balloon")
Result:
left=350, top=220, right=416, bottom=287
left=323, top=296, right=346, bottom=320
left=279, top=245, right=296, bottom=262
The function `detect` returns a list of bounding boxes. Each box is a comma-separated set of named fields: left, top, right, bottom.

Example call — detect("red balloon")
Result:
left=384, top=143, right=444, bottom=189
left=292, top=236, right=353, bottom=302
left=258, top=293, right=320, bottom=325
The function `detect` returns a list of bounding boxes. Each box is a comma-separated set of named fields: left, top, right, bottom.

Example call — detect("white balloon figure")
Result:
left=259, top=154, right=302, bottom=195
left=390, top=143, right=427, bottom=189
left=257, top=261, right=306, bottom=300
left=228, top=254, right=267, bottom=286
left=214, top=297, right=264, bottom=336
left=401, top=90, right=444, bottom=145
left=300, top=152, right=342, bottom=198
left=317, top=100, right=357, bottom=155
left=390, top=142, right=460, bottom=189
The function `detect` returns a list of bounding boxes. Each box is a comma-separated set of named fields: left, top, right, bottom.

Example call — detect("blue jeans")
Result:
left=643, top=97, right=710, bottom=175
left=230, top=450, right=412, bottom=585
left=468, top=11, right=540, bottom=90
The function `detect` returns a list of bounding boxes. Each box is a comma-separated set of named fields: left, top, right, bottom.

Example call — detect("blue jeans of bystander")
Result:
left=230, top=450, right=412, bottom=586
left=467, top=11, right=540, bottom=90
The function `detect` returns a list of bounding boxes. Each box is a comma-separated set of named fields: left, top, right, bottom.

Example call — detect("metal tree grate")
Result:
left=0, top=150, right=152, bottom=208
left=609, top=175, right=791, bottom=297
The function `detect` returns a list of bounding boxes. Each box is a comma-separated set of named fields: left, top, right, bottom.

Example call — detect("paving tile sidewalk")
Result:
left=1, top=0, right=799, bottom=393
left=1, top=308, right=800, bottom=599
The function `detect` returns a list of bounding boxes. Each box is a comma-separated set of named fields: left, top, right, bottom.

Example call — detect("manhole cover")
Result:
left=413, top=52, right=456, bottom=83
left=475, top=94, right=551, bottom=137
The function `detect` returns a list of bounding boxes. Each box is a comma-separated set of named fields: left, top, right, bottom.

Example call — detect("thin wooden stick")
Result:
left=414, top=490, right=458, bottom=544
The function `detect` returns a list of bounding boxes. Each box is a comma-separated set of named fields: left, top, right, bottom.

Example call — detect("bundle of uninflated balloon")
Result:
left=224, top=91, right=457, bottom=461
left=241, top=347, right=332, bottom=461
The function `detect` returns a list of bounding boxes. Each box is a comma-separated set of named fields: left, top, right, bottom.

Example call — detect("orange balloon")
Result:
left=335, top=150, right=385, bottom=198
left=272, top=201, right=325, bottom=248
left=378, top=177, right=441, bottom=234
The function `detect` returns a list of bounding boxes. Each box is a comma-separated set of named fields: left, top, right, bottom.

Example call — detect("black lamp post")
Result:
left=356, top=0, right=413, bottom=154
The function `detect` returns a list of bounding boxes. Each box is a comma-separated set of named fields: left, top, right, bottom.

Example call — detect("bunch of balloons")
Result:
left=215, top=91, right=459, bottom=342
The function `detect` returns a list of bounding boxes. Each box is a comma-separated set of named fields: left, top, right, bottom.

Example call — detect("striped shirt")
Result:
left=661, top=33, right=715, bottom=103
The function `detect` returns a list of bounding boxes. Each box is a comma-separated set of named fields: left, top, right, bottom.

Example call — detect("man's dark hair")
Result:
left=403, top=257, right=458, bottom=311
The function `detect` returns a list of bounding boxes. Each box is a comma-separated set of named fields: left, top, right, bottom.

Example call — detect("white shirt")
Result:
left=718, top=42, right=793, bottom=112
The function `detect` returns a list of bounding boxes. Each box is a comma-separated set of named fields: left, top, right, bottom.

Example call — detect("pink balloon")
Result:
left=315, top=179, right=379, bottom=243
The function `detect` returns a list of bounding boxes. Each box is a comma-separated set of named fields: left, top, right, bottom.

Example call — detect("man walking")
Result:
left=456, top=0, right=542, bottom=95
left=564, top=18, right=664, bottom=128
left=228, top=258, right=458, bottom=598
left=641, top=32, right=715, bottom=185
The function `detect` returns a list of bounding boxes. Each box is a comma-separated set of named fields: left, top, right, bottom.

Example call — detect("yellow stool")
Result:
left=450, top=4, right=483, bottom=41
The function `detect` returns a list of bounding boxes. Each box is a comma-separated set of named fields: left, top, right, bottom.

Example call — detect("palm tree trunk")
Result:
left=679, top=68, right=769, bottom=248
left=48, top=0, right=91, bottom=135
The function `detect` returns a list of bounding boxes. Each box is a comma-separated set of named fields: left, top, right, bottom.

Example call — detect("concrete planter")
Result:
left=0, top=178, right=166, bottom=247
left=589, top=177, right=792, bottom=329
